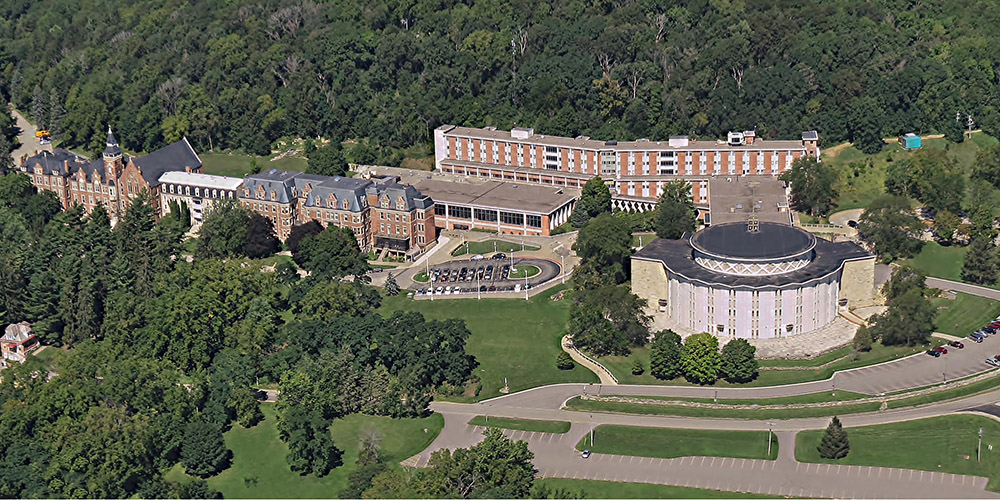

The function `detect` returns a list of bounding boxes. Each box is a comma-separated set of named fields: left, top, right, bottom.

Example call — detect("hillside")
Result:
left=2, top=0, right=1000, bottom=162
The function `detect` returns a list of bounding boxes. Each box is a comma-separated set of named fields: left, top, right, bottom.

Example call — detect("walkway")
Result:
left=10, top=106, right=51, bottom=162
left=561, top=335, right=617, bottom=385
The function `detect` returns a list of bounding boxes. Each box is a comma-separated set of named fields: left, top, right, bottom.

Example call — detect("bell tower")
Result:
left=103, top=126, right=124, bottom=180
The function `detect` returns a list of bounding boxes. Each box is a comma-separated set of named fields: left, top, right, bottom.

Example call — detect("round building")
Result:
left=631, top=221, right=875, bottom=339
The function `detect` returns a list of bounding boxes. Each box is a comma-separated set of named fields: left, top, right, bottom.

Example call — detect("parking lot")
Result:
left=414, top=255, right=560, bottom=297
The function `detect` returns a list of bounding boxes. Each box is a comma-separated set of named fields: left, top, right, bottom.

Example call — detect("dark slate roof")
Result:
left=21, top=149, right=91, bottom=176
left=634, top=237, right=872, bottom=289
left=104, top=127, right=122, bottom=158
left=802, top=130, right=819, bottom=141
left=691, top=222, right=815, bottom=261
left=368, top=177, right=434, bottom=211
left=299, top=175, right=371, bottom=212
left=241, top=169, right=301, bottom=203
left=132, top=137, right=201, bottom=187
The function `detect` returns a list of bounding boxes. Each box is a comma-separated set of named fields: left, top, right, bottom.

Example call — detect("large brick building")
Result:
left=238, top=169, right=435, bottom=257
left=19, top=129, right=202, bottom=223
left=434, top=125, right=819, bottom=213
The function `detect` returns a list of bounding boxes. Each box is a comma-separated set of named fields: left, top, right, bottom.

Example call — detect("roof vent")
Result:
left=605, top=140, right=618, bottom=146
left=511, top=127, right=534, bottom=139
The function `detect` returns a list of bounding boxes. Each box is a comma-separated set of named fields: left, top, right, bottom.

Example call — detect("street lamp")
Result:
left=560, top=254, right=566, bottom=284
left=767, top=421, right=774, bottom=457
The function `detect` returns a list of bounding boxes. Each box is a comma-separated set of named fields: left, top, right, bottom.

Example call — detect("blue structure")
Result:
left=899, top=133, right=922, bottom=150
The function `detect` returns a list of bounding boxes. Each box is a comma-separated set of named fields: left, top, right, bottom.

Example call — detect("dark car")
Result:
left=488, top=285, right=497, bottom=292
left=926, top=349, right=942, bottom=357
left=949, top=341, right=965, bottom=349
left=847, top=220, right=858, bottom=228
left=479, top=285, right=487, bottom=292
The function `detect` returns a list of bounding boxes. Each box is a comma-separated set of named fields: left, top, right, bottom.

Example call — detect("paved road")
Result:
left=413, top=407, right=999, bottom=498
left=928, top=277, right=1000, bottom=302
left=410, top=257, right=561, bottom=297
left=9, top=106, right=50, bottom=162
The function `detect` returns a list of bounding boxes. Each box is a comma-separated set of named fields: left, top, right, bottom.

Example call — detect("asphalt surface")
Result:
left=411, top=257, right=560, bottom=296
left=10, top=107, right=50, bottom=161
left=928, top=277, right=1000, bottom=302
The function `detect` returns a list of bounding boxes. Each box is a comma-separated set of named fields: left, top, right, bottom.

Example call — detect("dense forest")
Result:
left=2, top=0, right=1000, bottom=160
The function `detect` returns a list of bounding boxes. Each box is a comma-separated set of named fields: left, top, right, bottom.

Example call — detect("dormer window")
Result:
left=343, top=199, right=349, bottom=210
left=396, top=196, right=405, bottom=210
left=243, top=188, right=250, bottom=197
left=380, top=197, right=390, bottom=208
left=270, top=190, right=277, bottom=201
left=327, top=194, right=336, bottom=207
left=315, top=198, right=323, bottom=208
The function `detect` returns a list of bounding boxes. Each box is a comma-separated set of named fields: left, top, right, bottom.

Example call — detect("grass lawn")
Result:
left=467, top=416, right=571, bottom=433
left=378, top=285, right=598, bottom=401
left=903, top=242, right=968, bottom=282
left=600, top=341, right=936, bottom=387
left=508, top=265, right=541, bottom=279
left=165, top=405, right=443, bottom=498
left=574, top=425, right=778, bottom=460
left=795, top=415, right=1000, bottom=492
left=638, top=390, right=868, bottom=405
left=758, top=346, right=852, bottom=368
left=566, top=396, right=882, bottom=420
left=535, top=478, right=781, bottom=499
left=200, top=152, right=308, bottom=178
left=30, top=346, right=64, bottom=371
left=451, top=239, right=540, bottom=256
left=933, top=292, right=1000, bottom=335
left=632, top=232, right=656, bottom=248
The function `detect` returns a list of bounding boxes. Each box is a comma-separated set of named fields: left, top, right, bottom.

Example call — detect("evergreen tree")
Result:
left=384, top=273, right=400, bottom=296
left=654, top=180, right=696, bottom=239
left=962, top=237, right=997, bottom=285
left=0, top=134, right=14, bottom=175
left=631, top=358, right=645, bottom=375
left=817, top=416, right=850, bottom=459
left=650, top=330, right=683, bottom=380
left=556, top=351, right=574, bottom=370
left=181, top=417, right=232, bottom=477
left=719, top=338, right=759, bottom=383
left=31, top=84, right=47, bottom=129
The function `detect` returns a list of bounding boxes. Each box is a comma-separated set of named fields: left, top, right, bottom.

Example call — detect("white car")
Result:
left=987, top=358, right=1000, bottom=367
left=445, top=286, right=452, bottom=295
left=471, top=254, right=485, bottom=260
left=435, top=286, right=444, bottom=295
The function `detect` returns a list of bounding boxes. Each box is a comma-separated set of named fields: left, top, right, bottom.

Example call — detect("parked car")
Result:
left=984, top=326, right=997, bottom=334
left=493, top=253, right=506, bottom=260
left=479, top=285, right=487, bottom=292
left=581, top=449, right=592, bottom=459
left=435, top=286, right=443, bottom=295
left=926, top=349, right=942, bottom=357
left=471, top=254, right=485, bottom=261
left=987, top=358, right=1000, bottom=367
left=847, top=220, right=858, bottom=228
left=514, top=284, right=521, bottom=292
left=970, top=334, right=985, bottom=343
left=933, top=346, right=948, bottom=354
left=949, top=341, right=965, bottom=349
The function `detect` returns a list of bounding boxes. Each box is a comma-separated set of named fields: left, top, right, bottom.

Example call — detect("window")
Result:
left=474, top=208, right=497, bottom=222
left=526, top=215, right=542, bottom=228
left=500, top=211, right=524, bottom=225
left=448, top=205, right=472, bottom=219
left=435, top=204, right=446, bottom=216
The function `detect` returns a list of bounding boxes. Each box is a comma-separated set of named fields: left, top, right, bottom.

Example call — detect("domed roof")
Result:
left=690, top=221, right=816, bottom=261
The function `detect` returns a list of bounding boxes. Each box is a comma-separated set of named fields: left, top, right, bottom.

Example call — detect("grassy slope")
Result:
left=599, top=341, right=936, bottom=387
left=566, top=396, right=882, bottom=420
left=451, top=239, right=541, bottom=256
left=574, top=425, right=778, bottom=460
left=795, top=415, right=1000, bottom=492
left=378, top=286, right=598, bottom=401
left=535, top=478, right=781, bottom=499
left=467, top=416, right=571, bottom=433
left=200, top=152, right=308, bottom=178
left=165, top=405, right=443, bottom=498
left=933, top=292, right=1000, bottom=335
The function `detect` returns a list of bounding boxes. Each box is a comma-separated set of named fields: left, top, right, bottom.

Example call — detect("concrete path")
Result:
left=928, top=277, right=1000, bottom=302
left=829, top=208, right=864, bottom=229
left=561, top=335, right=617, bottom=385
left=408, top=409, right=998, bottom=498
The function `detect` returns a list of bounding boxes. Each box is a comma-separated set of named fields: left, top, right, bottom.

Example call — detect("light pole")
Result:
left=560, top=254, right=566, bottom=284
left=590, top=414, right=595, bottom=447
left=426, top=257, right=433, bottom=301
left=477, top=270, right=481, bottom=300
left=767, top=421, right=774, bottom=457
left=979, top=428, right=984, bottom=463
left=524, top=266, right=529, bottom=301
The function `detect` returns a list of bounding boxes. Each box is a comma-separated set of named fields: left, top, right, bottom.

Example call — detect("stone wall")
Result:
left=840, top=257, right=877, bottom=308
left=631, top=258, right=669, bottom=311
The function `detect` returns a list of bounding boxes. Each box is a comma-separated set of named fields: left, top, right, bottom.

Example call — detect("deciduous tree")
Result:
left=719, top=338, right=758, bottom=383
left=781, top=157, right=838, bottom=216
left=681, top=333, right=722, bottom=384
left=654, top=180, right=696, bottom=239
left=649, top=330, right=683, bottom=380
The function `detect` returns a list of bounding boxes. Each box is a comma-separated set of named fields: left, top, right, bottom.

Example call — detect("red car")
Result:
left=933, top=346, right=948, bottom=354
left=990, top=321, right=1000, bottom=328
left=948, top=341, right=965, bottom=349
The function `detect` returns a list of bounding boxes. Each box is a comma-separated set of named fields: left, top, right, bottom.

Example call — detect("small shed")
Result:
left=899, top=133, right=922, bottom=150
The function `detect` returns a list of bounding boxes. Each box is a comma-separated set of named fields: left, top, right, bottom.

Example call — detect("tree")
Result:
left=181, top=417, right=232, bottom=478
left=857, top=196, right=923, bottom=261
left=308, top=143, right=348, bottom=177
left=853, top=325, right=873, bottom=351
left=571, top=177, right=612, bottom=228
left=278, top=406, right=344, bottom=477
left=972, top=143, right=1000, bottom=190
left=650, top=330, right=683, bottom=380
left=681, top=333, right=722, bottom=384
left=848, top=96, right=884, bottom=154
left=870, top=288, right=935, bottom=346
left=244, top=213, right=280, bottom=258
left=384, top=273, right=400, bottom=296
left=297, top=225, right=370, bottom=280
left=881, top=265, right=926, bottom=301
left=962, top=237, right=997, bottom=285
left=288, top=220, right=324, bottom=265
left=654, top=180, right=696, bottom=239
left=817, top=416, right=850, bottom=459
left=900, top=150, right=965, bottom=214
left=781, top=157, right=839, bottom=216
left=933, top=210, right=961, bottom=245
left=556, top=351, right=575, bottom=370
left=631, top=359, right=645, bottom=375
left=573, top=213, right=632, bottom=286
left=415, top=428, right=536, bottom=498
left=719, top=338, right=758, bottom=383
left=569, top=284, right=650, bottom=356
left=196, top=200, right=250, bottom=259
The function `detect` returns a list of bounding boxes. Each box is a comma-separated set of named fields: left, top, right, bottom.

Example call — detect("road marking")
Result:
left=546, top=434, right=554, bottom=443
left=826, top=463, right=832, bottom=473
left=963, top=475, right=968, bottom=486
left=660, top=458, right=665, bottom=465
left=795, top=462, right=801, bottom=472
left=701, top=457, right=707, bottom=466
left=952, top=474, right=957, bottom=484
left=837, top=464, right=842, bottom=474
left=909, top=469, right=914, bottom=480
left=921, top=470, right=925, bottom=481
left=868, top=467, right=872, bottom=477
left=770, top=461, right=776, bottom=471
left=741, top=459, right=746, bottom=469
left=629, top=456, right=635, bottom=464
left=619, top=455, right=624, bottom=463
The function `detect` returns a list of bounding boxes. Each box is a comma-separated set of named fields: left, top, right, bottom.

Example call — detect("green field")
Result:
left=566, top=396, right=883, bottom=420
left=467, top=416, right=571, bottom=433
left=508, top=265, right=541, bottom=279
left=534, top=478, right=781, bottom=499
left=796, top=415, right=1000, bottom=492
left=599, top=341, right=936, bottom=387
left=451, top=239, right=540, bottom=256
left=632, top=232, right=656, bottom=248
left=200, top=152, right=309, bottom=178
left=933, top=292, right=1000, bottom=335
left=574, top=425, right=778, bottom=460
left=903, top=242, right=967, bottom=282
left=638, top=390, right=868, bottom=405
left=165, top=405, right=443, bottom=498
left=378, top=285, right=597, bottom=401
left=758, top=346, right=852, bottom=368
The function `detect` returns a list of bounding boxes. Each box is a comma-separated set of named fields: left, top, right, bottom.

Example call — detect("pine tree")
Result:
left=384, top=273, right=400, bottom=296
left=650, top=330, right=683, bottom=380
left=556, top=351, right=574, bottom=370
left=817, top=416, right=850, bottom=459
left=181, top=417, right=232, bottom=477
left=30, top=85, right=47, bottom=129
left=631, top=358, right=645, bottom=375
left=961, top=236, right=997, bottom=285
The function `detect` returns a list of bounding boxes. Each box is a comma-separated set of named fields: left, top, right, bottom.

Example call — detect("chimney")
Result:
left=64, top=160, right=70, bottom=174
left=185, top=166, right=192, bottom=173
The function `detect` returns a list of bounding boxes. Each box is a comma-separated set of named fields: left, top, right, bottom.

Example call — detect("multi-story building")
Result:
left=19, top=129, right=202, bottom=223
left=239, top=169, right=436, bottom=257
left=158, top=171, right=244, bottom=225
left=433, top=125, right=820, bottom=214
